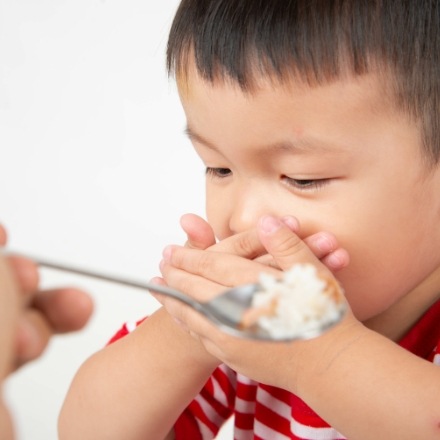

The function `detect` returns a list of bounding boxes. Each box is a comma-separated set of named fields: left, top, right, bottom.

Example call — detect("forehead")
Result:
left=178, top=57, right=394, bottom=118
left=177, top=59, right=426, bottom=174
left=179, top=63, right=396, bottom=143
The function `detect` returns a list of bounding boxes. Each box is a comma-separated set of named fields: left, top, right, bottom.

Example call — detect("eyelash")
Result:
left=205, top=168, right=329, bottom=191
left=205, top=167, right=232, bottom=178
left=281, top=176, right=330, bottom=191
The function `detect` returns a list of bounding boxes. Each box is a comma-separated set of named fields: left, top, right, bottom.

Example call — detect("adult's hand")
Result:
left=0, top=224, right=94, bottom=371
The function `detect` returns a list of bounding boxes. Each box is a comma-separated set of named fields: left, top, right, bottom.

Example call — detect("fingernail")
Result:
left=260, top=215, right=282, bottom=233
left=281, top=216, right=300, bottom=231
left=326, top=252, right=343, bottom=268
left=315, top=235, right=334, bottom=253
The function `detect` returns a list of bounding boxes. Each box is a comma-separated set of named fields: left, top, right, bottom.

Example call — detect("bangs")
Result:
left=167, top=0, right=386, bottom=89
left=167, top=0, right=440, bottom=162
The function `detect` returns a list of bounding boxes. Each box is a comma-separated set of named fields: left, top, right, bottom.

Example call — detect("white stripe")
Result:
left=125, top=321, right=137, bottom=332
left=194, top=394, right=224, bottom=427
left=219, top=363, right=237, bottom=386
left=433, top=353, right=440, bottom=366
left=255, top=419, right=290, bottom=440
left=211, top=376, right=229, bottom=408
left=235, top=396, right=256, bottom=414
left=235, top=373, right=257, bottom=414
left=291, top=417, right=346, bottom=440
left=234, top=425, right=256, bottom=440
left=257, top=387, right=291, bottom=419
left=237, top=373, right=257, bottom=387
left=196, top=419, right=215, bottom=440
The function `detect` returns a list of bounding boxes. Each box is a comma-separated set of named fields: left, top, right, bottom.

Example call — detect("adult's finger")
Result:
left=0, top=224, right=7, bottom=246
left=31, top=288, right=94, bottom=333
left=14, top=310, right=52, bottom=369
left=12, top=288, right=93, bottom=371
left=7, top=255, right=40, bottom=297
left=0, top=255, right=20, bottom=377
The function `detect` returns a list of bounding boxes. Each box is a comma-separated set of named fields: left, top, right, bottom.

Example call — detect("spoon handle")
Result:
left=6, top=250, right=201, bottom=310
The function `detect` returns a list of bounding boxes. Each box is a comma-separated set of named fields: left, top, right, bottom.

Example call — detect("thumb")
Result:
left=257, top=215, right=326, bottom=273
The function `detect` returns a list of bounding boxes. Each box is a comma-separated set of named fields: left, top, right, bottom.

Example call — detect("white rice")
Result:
left=249, top=264, right=344, bottom=339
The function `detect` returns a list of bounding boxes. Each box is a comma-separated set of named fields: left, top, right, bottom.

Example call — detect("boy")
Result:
left=59, top=1, right=440, bottom=439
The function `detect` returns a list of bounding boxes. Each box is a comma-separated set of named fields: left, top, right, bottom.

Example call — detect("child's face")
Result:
left=178, top=66, right=440, bottom=322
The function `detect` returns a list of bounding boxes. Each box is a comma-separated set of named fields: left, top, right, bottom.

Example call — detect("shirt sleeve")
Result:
left=106, top=317, right=147, bottom=345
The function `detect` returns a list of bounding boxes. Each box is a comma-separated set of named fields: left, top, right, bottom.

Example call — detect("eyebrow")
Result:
left=184, top=125, right=342, bottom=156
left=184, top=126, right=220, bottom=151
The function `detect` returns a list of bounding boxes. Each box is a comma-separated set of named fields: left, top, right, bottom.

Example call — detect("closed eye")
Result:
left=281, top=176, right=330, bottom=191
left=205, top=167, right=232, bottom=178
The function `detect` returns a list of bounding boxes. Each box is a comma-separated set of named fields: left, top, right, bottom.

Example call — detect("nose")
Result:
left=228, top=182, right=276, bottom=234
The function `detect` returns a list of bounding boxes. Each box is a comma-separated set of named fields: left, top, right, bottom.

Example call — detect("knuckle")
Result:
left=276, top=234, right=305, bottom=256
left=196, top=251, right=215, bottom=274
left=271, top=234, right=312, bottom=270
left=235, top=233, right=259, bottom=258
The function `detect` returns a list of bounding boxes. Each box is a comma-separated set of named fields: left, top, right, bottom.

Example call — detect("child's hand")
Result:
left=179, top=213, right=349, bottom=272
left=156, top=215, right=354, bottom=390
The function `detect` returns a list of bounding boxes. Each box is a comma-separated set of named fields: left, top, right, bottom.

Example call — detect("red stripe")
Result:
left=107, top=300, right=440, bottom=439
left=400, top=299, right=440, bottom=358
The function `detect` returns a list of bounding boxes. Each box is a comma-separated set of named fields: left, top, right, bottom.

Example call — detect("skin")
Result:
left=0, top=253, right=19, bottom=440
left=0, top=224, right=93, bottom=439
left=59, top=64, right=440, bottom=439
left=177, top=69, right=440, bottom=329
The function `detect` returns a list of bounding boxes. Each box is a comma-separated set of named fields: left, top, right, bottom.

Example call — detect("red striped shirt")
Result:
left=109, top=300, right=440, bottom=439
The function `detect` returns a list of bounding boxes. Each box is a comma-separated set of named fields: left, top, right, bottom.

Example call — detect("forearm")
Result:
left=58, top=308, right=219, bottom=440
left=295, top=321, right=440, bottom=439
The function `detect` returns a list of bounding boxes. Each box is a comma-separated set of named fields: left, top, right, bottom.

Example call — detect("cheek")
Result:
left=330, top=202, right=440, bottom=321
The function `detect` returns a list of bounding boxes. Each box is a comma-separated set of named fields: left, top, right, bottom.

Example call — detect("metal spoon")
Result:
left=12, top=252, right=346, bottom=341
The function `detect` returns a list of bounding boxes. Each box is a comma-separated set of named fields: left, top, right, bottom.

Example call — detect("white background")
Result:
left=0, top=1, right=232, bottom=438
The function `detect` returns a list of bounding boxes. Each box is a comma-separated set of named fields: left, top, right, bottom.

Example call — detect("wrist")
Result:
left=154, top=308, right=221, bottom=370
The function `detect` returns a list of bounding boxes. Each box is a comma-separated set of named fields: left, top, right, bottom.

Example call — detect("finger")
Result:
left=162, top=245, right=279, bottom=290
left=257, top=215, right=328, bottom=273
left=160, top=257, right=228, bottom=301
left=0, top=255, right=20, bottom=376
left=14, top=310, right=52, bottom=369
left=31, top=288, right=94, bottom=333
left=253, top=254, right=278, bottom=267
left=207, top=229, right=268, bottom=259
left=303, top=232, right=349, bottom=271
left=0, top=224, right=7, bottom=246
left=180, top=214, right=216, bottom=249
left=303, top=232, right=338, bottom=260
left=256, top=237, right=349, bottom=272
left=207, top=216, right=299, bottom=259
left=321, top=248, right=350, bottom=272
left=7, top=255, right=40, bottom=298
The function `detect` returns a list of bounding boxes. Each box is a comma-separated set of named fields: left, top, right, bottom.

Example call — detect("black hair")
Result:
left=167, top=0, right=440, bottom=163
